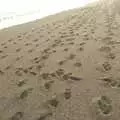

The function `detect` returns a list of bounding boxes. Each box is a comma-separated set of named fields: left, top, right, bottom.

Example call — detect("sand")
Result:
left=0, top=0, right=120, bottom=120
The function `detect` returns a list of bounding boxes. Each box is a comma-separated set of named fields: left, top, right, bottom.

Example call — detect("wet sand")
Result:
left=0, top=0, right=120, bottom=120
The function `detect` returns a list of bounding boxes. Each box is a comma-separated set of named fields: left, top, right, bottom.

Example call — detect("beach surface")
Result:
left=0, top=0, right=120, bottom=120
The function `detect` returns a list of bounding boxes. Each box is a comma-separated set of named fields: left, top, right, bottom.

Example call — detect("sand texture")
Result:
left=0, top=0, right=120, bottom=120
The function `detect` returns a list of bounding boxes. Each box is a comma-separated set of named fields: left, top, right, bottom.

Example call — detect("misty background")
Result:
left=0, top=0, right=98, bottom=29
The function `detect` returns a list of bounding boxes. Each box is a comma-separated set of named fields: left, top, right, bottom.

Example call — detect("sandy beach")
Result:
left=0, top=0, right=120, bottom=120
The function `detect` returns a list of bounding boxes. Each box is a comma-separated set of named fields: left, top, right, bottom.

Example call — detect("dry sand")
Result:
left=0, top=0, right=120, bottom=120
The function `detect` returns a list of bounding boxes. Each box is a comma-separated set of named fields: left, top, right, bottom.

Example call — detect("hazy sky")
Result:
left=0, top=0, right=98, bottom=14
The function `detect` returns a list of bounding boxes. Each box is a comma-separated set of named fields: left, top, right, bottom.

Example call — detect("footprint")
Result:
left=5, top=65, right=11, bottom=70
left=19, top=88, right=33, bottom=99
left=44, top=80, right=54, bottom=90
left=15, top=56, right=22, bottom=61
left=28, top=66, right=33, bottom=70
left=56, top=69, right=65, bottom=77
left=83, top=37, right=89, bottom=41
left=63, top=48, right=69, bottom=52
left=32, top=60, right=40, bottom=64
left=0, top=50, right=3, bottom=53
left=1, top=42, right=6, bottom=46
left=17, top=79, right=27, bottom=87
left=33, top=57, right=39, bottom=61
left=13, top=42, right=17, bottom=45
left=28, top=48, right=34, bottom=53
left=22, top=68, right=28, bottom=74
left=16, top=48, right=21, bottom=52
left=15, top=70, right=23, bottom=76
left=41, top=73, right=50, bottom=80
left=46, top=39, right=49, bottom=42
left=100, top=76, right=119, bottom=88
left=3, top=46, right=7, bottom=48
left=1, top=55, right=8, bottom=59
left=97, top=96, right=112, bottom=115
left=24, top=43, right=32, bottom=46
left=80, top=42, right=86, bottom=46
left=99, top=46, right=111, bottom=52
left=36, top=65, right=42, bottom=71
left=102, top=62, right=112, bottom=71
left=103, top=36, right=112, bottom=41
left=29, top=71, right=37, bottom=76
left=49, top=72, right=56, bottom=78
left=60, top=43, right=65, bottom=46
left=91, top=30, right=95, bottom=34
left=47, top=95, right=59, bottom=107
left=8, top=39, right=13, bottom=42
left=0, top=70, right=4, bottom=75
left=35, top=44, right=39, bottom=47
left=17, top=35, right=22, bottom=38
left=33, top=39, right=39, bottom=42
left=43, top=48, right=50, bottom=53
left=16, top=67, right=23, bottom=71
left=65, top=38, right=74, bottom=41
left=64, top=88, right=71, bottom=100
left=18, top=38, right=22, bottom=41
left=41, top=54, right=49, bottom=60
left=37, top=111, right=52, bottom=120
left=78, top=47, right=84, bottom=51
left=70, top=75, right=82, bottom=81
left=9, top=112, right=24, bottom=120
left=62, top=73, right=71, bottom=80
left=74, top=62, right=82, bottom=67
left=108, top=32, right=114, bottom=36
left=68, top=42, right=74, bottom=45
left=100, top=77, right=112, bottom=83
left=106, top=53, right=116, bottom=60
left=52, top=50, right=56, bottom=53
left=58, top=60, right=66, bottom=66
left=67, top=54, right=76, bottom=60
left=51, top=43, right=58, bottom=48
